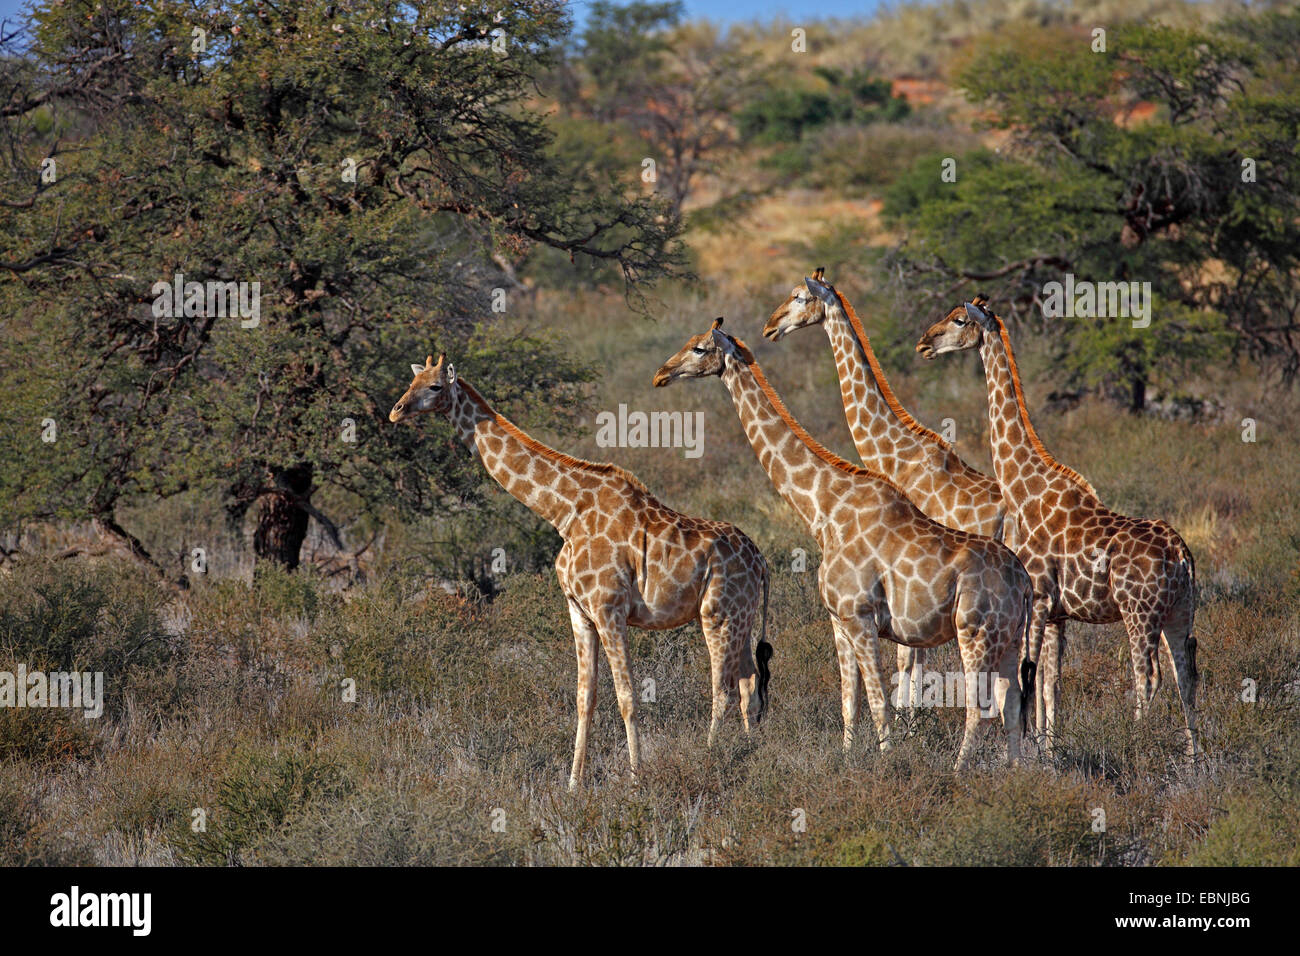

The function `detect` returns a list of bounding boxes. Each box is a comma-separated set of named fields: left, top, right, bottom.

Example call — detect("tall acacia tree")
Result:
left=0, top=0, right=685, bottom=573
left=883, top=15, right=1300, bottom=409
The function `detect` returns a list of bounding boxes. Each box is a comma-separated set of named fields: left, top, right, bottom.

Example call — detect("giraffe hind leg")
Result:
left=1040, top=620, right=1066, bottom=755
left=1121, top=610, right=1161, bottom=725
left=1160, top=598, right=1200, bottom=760
left=592, top=609, right=640, bottom=780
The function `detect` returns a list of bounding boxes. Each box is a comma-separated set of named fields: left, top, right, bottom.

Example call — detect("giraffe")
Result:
left=654, top=319, right=1034, bottom=769
left=916, top=298, right=1199, bottom=759
left=390, top=354, right=773, bottom=789
left=764, top=269, right=1011, bottom=712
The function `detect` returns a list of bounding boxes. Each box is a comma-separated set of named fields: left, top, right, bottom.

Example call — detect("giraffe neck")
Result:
left=822, top=299, right=940, bottom=470
left=720, top=351, right=879, bottom=533
left=978, top=321, right=1097, bottom=502
left=446, top=379, right=604, bottom=534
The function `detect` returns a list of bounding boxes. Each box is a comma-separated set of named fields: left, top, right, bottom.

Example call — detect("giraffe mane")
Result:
left=459, top=380, right=650, bottom=494
left=993, top=320, right=1099, bottom=498
left=728, top=337, right=910, bottom=497
left=829, top=287, right=952, bottom=450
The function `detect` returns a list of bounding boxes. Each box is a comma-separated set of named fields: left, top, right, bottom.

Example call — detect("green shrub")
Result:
left=1180, top=795, right=1300, bottom=866
left=175, top=747, right=354, bottom=866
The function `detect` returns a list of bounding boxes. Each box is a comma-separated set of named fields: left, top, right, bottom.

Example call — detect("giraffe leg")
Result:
left=1122, top=610, right=1161, bottom=723
left=1160, top=595, right=1200, bottom=760
left=954, top=669, right=985, bottom=772
left=566, top=599, right=600, bottom=791
left=830, top=619, right=861, bottom=753
left=592, top=610, right=640, bottom=779
left=699, top=615, right=732, bottom=747
left=952, top=614, right=993, bottom=771
left=1025, top=598, right=1050, bottom=750
left=896, top=644, right=926, bottom=719
left=731, top=610, right=761, bottom=733
left=994, top=638, right=1023, bottom=767
left=837, top=616, right=893, bottom=753
left=1040, top=620, right=1066, bottom=754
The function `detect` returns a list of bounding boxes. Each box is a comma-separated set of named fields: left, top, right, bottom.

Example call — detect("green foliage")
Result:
left=1179, top=795, right=1300, bottom=866
left=175, top=747, right=354, bottom=865
left=779, top=123, right=952, bottom=193
left=0, top=559, right=175, bottom=687
left=0, top=0, right=683, bottom=568
left=555, top=3, right=759, bottom=218
left=831, top=830, right=893, bottom=866
left=883, top=15, right=1300, bottom=403
left=739, top=67, right=910, bottom=146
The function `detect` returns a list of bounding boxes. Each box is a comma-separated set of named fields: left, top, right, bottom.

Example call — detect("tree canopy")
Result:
left=883, top=13, right=1300, bottom=407
left=0, top=0, right=685, bottom=575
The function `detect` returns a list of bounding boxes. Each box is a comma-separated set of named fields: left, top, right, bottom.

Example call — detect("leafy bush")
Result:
left=739, top=67, right=909, bottom=146
left=175, top=748, right=354, bottom=866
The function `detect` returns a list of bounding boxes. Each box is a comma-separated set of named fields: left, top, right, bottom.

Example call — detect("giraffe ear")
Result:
left=445, top=363, right=457, bottom=385
left=410, top=364, right=425, bottom=377
left=804, top=274, right=836, bottom=306
left=710, top=327, right=736, bottom=356
left=965, top=301, right=997, bottom=331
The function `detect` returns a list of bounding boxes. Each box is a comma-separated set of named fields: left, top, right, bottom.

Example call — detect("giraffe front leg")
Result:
left=836, top=616, right=893, bottom=753
left=831, top=620, right=861, bottom=753
left=1041, top=620, right=1066, bottom=754
left=896, top=643, right=925, bottom=721
left=566, top=599, right=600, bottom=790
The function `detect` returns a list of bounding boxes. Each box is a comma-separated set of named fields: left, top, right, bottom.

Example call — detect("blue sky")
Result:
left=0, top=0, right=887, bottom=32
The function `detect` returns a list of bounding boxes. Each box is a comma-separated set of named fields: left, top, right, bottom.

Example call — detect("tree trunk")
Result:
left=253, top=463, right=313, bottom=569
left=1129, top=374, right=1146, bottom=414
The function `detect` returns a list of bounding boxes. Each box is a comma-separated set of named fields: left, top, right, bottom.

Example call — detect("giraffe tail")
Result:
left=1018, top=587, right=1036, bottom=737
left=754, top=559, right=773, bottom=723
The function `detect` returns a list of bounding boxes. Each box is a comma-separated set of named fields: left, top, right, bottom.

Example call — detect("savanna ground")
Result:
left=4, top=275, right=1299, bottom=866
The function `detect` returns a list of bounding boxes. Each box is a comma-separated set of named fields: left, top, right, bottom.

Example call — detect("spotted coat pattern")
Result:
left=391, top=355, right=773, bottom=789
left=655, top=322, right=1033, bottom=769
left=764, top=271, right=1013, bottom=711
left=917, top=301, right=1199, bottom=757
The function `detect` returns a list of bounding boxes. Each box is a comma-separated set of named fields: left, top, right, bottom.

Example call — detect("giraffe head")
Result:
left=915, top=294, right=996, bottom=360
left=389, top=353, right=457, bottom=422
left=762, top=266, right=834, bottom=341
left=652, top=317, right=741, bottom=386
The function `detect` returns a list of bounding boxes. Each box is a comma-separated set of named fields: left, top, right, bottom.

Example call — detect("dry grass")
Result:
left=2, top=277, right=1298, bottom=866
